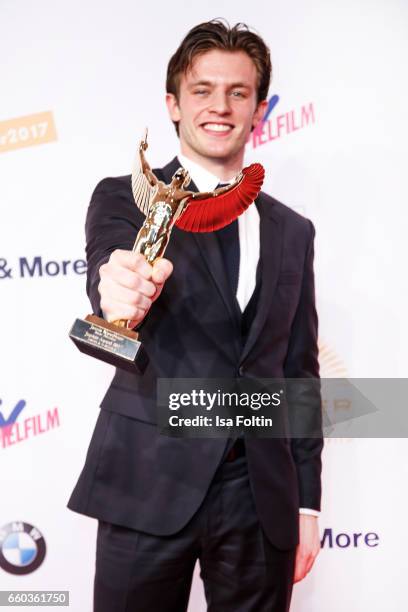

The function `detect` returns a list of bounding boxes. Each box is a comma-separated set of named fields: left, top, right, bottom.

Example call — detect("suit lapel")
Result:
left=156, top=158, right=283, bottom=365
left=239, top=193, right=283, bottom=364
left=192, top=231, right=242, bottom=329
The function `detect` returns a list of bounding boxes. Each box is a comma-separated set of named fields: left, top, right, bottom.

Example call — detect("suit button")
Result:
left=238, top=366, right=245, bottom=377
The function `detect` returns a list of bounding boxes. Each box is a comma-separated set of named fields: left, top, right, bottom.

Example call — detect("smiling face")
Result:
left=166, top=49, right=267, bottom=174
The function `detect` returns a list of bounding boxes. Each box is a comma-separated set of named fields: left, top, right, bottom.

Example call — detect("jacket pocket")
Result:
left=100, top=384, right=157, bottom=424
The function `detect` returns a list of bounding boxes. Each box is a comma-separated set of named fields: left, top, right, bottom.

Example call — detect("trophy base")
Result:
left=69, top=314, right=148, bottom=374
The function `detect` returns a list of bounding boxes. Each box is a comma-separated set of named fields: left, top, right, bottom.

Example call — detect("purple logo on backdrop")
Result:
left=0, top=522, right=46, bottom=575
left=0, top=256, right=87, bottom=280
left=262, top=94, right=280, bottom=123
left=0, top=398, right=60, bottom=449
left=321, top=528, right=379, bottom=549
left=0, top=399, right=26, bottom=426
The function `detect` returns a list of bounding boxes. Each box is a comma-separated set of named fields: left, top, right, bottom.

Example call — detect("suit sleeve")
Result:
left=84, top=178, right=142, bottom=316
left=283, top=220, right=324, bottom=511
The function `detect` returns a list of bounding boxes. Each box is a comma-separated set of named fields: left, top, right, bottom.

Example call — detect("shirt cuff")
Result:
left=299, top=508, right=320, bottom=517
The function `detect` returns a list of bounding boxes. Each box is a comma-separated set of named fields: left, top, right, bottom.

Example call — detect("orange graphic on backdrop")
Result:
left=318, top=340, right=348, bottom=378
left=0, top=111, right=57, bottom=153
left=318, top=340, right=353, bottom=443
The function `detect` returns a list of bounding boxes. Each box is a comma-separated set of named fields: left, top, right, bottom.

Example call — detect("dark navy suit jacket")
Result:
left=67, top=157, right=323, bottom=551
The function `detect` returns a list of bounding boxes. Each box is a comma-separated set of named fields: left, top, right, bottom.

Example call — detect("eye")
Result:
left=231, top=91, right=245, bottom=98
left=194, top=89, right=209, bottom=96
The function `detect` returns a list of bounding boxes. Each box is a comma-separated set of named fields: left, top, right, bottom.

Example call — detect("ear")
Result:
left=166, top=93, right=181, bottom=122
left=252, top=99, right=269, bottom=129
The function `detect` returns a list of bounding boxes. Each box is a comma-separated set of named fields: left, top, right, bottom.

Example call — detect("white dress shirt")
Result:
left=178, top=153, right=259, bottom=312
left=178, top=153, right=319, bottom=518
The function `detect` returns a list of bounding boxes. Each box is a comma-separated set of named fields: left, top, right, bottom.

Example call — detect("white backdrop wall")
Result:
left=1, top=1, right=407, bottom=610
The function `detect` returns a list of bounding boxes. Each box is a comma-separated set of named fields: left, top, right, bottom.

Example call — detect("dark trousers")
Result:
left=94, top=452, right=296, bottom=612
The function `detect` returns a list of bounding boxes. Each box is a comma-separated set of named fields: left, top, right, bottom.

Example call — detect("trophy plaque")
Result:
left=69, top=129, right=265, bottom=372
left=69, top=315, right=148, bottom=374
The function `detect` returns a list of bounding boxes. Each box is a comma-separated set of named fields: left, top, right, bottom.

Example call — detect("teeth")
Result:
left=203, top=123, right=232, bottom=132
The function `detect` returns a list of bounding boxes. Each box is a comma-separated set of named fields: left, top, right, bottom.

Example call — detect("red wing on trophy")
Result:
left=175, top=163, right=265, bottom=232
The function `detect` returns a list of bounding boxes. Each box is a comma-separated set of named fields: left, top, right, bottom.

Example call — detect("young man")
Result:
left=68, top=20, right=323, bottom=612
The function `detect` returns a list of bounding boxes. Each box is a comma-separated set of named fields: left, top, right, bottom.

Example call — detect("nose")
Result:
left=208, top=90, right=231, bottom=115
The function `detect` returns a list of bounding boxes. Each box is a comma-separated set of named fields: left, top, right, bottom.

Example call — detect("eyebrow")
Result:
left=187, top=80, right=251, bottom=90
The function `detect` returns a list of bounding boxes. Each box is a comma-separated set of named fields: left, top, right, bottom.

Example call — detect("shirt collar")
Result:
left=177, top=152, right=227, bottom=193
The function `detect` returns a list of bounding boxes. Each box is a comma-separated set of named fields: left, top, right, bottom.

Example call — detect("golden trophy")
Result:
left=69, top=130, right=264, bottom=372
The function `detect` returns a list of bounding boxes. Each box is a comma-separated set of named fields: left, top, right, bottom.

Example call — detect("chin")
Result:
left=198, top=142, right=237, bottom=159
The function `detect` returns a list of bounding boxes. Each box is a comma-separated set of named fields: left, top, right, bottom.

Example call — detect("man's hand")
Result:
left=98, top=250, right=173, bottom=328
left=293, top=515, right=321, bottom=583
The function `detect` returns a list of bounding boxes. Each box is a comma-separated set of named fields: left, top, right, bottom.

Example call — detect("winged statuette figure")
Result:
left=131, top=129, right=265, bottom=263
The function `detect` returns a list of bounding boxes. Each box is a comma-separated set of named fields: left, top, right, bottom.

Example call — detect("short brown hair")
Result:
left=166, top=19, right=272, bottom=134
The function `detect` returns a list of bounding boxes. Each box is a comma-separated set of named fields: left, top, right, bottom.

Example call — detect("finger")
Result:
left=127, top=306, right=147, bottom=326
left=128, top=319, right=142, bottom=330
left=110, top=250, right=153, bottom=279
left=101, top=266, right=157, bottom=297
left=150, top=259, right=173, bottom=303
left=152, top=258, right=173, bottom=284
left=293, top=552, right=308, bottom=583
left=297, top=553, right=314, bottom=582
left=134, top=276, right=157, bottom=298
left=102, top=299, right=147, bottom=325
left=305, top=553, right=316, bottom=575
left=132, top=253, right=154, bottom=279
left=100, top=283, right=152, bottom=314
left=293, top=566, right=306, bottom=583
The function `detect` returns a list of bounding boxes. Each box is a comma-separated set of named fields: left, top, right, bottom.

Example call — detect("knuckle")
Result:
left=135, top=256, right=152, bottom=275
left=145, top=281, right=156, bottom=297
left=161, top=257, right=173, bottom=272
left=135, top=305, right=147, bottom=320
left=132, top=253, right=145, bottom=269
left=152, top=285, right=161, bottom=300
left=133, top=253, right=143, bottom=262
left=132, top=274, right=141, bottom=289
left=131, top=292, right=143, bottom=307
left=130, top=306, right=140, bottom=319
left=135, top=307, right=145, bottom=320
left=137, top=293, right=152, bottom=309
left=165, top=259, right=174, bottom=274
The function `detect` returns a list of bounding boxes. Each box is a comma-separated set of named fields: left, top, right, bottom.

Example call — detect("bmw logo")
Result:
left=0, top=522, right=46, bottom=575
